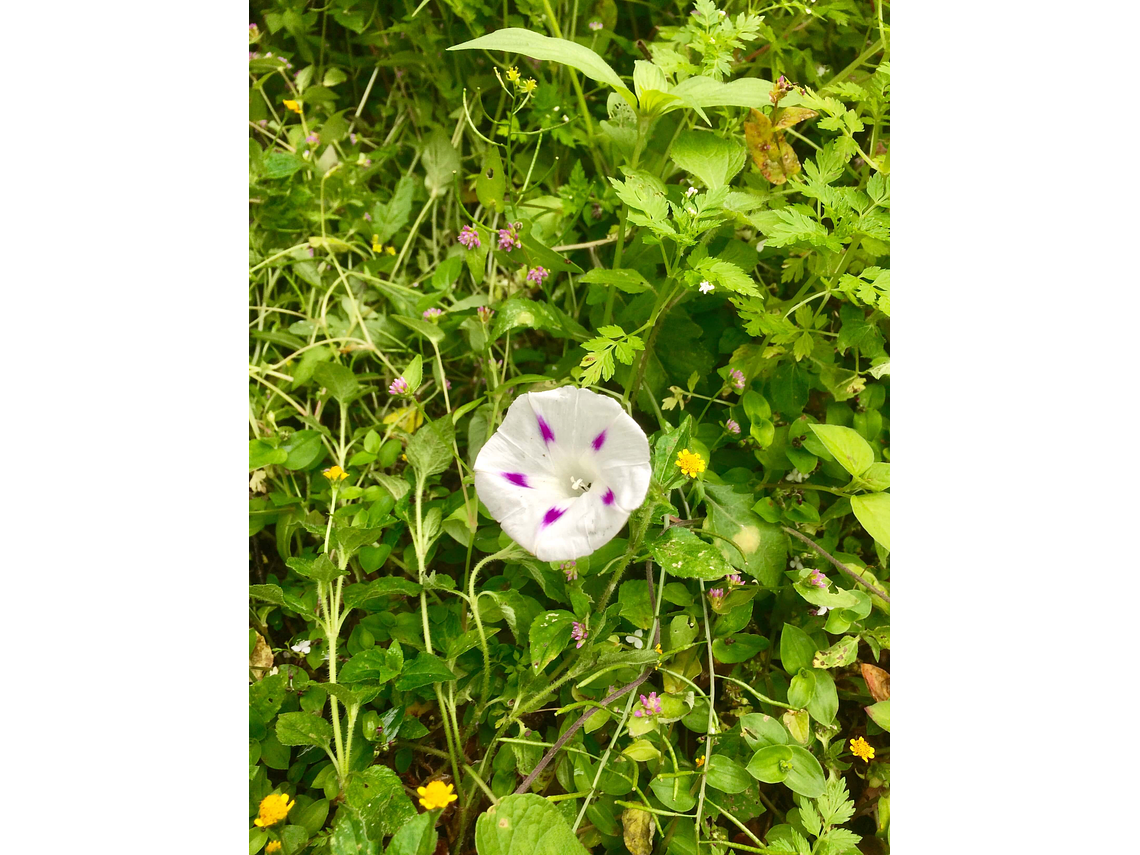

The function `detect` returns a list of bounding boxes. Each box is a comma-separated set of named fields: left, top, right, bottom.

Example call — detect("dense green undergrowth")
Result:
left=249, top=2, right=889, bottom=853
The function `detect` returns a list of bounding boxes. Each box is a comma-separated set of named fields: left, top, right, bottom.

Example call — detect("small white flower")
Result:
left=687, top=206, right=697, bottom=215
left=269, top=666, right=279, bottom=676
left=291, top=639, right=312, bottom=656
left=685, top=186, right=699, bottom=198
left=474, top=386, right=652, bottom=561
left=625, top=628, right=645, bottom=649
left=785, top=468, right=807, bottom=483
left=790, top=556, right=804, bottom=571
left=699, top=281, right=714, bottom=294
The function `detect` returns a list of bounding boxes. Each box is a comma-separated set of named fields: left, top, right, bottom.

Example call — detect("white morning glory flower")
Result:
left=473, top=386, right=652, bottom=561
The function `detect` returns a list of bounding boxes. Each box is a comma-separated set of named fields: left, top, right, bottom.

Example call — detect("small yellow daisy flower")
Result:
left=675, top=449, right=706, bottom=478
left=283, top=99, right=302, bottom=114
left=266, top=843, right=282, bottom=854
left=520, top=78, right=538, bottom=94
left=849, top=736, right=875, bottom=762
left=417, top=780, right=458, bottom=810
left=322, top=465, right=348, bottom=482
left=254, top=792, right=295, bottom=828
left=505, top=66, right=521, bottom=83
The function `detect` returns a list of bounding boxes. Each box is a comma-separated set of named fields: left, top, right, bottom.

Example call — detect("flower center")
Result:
left=570, top=476, right=590, bottom=492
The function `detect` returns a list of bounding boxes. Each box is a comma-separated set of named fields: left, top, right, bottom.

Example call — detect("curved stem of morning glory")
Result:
left=516, top=562, right=663, bottom=796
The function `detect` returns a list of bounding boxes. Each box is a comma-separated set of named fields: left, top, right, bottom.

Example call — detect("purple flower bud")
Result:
left=458, top=224, right=481, bottom=249
left=305, top=133, right=319, bottom=146
left=477, top=306, right=495, bottom=323
left=588, top=20, right=603, bottom=31
left=808, top=570, right=828, bottom=589
left=388, top=378, right=409, bottom=396
left=363, top=212, right=371, bottom=221
left=526, top=266, right=549, bottom=286
left=422, top=307, right=443, bottom=321
left=497, top=225, right=521, bottom=252
left=729, top=369, right=746, bottom=391
left=349, top=133, right=357, bottom=144
left=571, top=622, right=588, bottom=648
left=726, top=418, right=741, bottom=435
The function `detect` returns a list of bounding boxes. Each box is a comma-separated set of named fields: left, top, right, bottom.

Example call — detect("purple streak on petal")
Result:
left=592, top=430, right=607, bottom=450
left=602, top=488, right=615, bottom=505
left=542, top=507, right=565, bottom=527
left=537, top=415, right=555, bottom=443
left=503, top=472, right=530, bottom=488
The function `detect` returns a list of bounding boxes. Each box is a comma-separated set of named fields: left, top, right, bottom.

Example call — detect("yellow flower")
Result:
left=322, top=465, right=348, bottom=482
left=417, top=780, right=458, bottom=810
left=521, top=78, right=538, bottom=94
left=254, top=792, right=294, bottom=828
left=505, top=66, right=520, bottom=83
left=371, top=236, right=382, bottom=252
left=696, top=756, right=705, bottom=767
left=266, top=843, right=282, bottom=854
left=675, top=449, right=706, bottom=478
left=283, top=99, right=302, bottom=114
left=849, top=736, right=875, bottom=762
left=385, top=245, right=396, bottom=256
left=655, top=643, right=663, bottom=655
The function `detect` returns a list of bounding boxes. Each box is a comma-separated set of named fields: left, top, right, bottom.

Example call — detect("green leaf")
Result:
left=393, top=315, right=447, bottom=344
left=372, top=175, right=415, bottom=244
left=648, top=527, right=734, bottom=581
left=313, top=363, right=360, bottom=404
left=779, top=624, right=817, bottom=674
left=739, top=713, right=788, bottom=749
left=288, top=553, right=348, bottom=585
left=474, top=793, right=591, bottom=855
left=712, top=634, right=768, bottom=663
left=448, top=28, right=632, bottom=101
left=330, top=811, right=383, bottom=855
left=342, top=577, right=423, bottom=609
left=422, top=128, right=460, bottom=196
left=806, top=669, right=838, bottom=726
left=703, top=482, right=787, bottom=587
left=263, top=152, right=305, bottom=179
left=250, top=439, right=287, bottom=470
left=406, top=418, right=454, bottom=480
left=850, top=493, right=890, bottom=550
left=250, top=584, right=286, bottom=608
left=578, top=268, right=653, bottom=294
left=651, top=416, right=693, bottom=485
left=476, top=147, right=506, bottom=213
left=705, top=754, right=751, bottom=794
left=746, top=744, right=825, bottom=798
left=808, top=424, right=874, bottom=477
left=340, top=643, right=404, bottom=684
left=345, top=766, right=417, bottom=840
left=866, top=699, right=890, bottom=732
left=671, top=76, right=784, bottom=112
left=276, top=711, right=333, bottom=747
left=385, top=811, right=438, bottom=855
left=393, top=652, right=456, bottom=690
left=401, top=354, right=424, bottom=394
left=610, top=170, right=670, bottom=222
left=669, top=131, right=747, bottom=190
left=528, top=610, right=576, bottom=673
left=650, top=776, right=697, bottom=812
left=813, top=635, right=859, bottom=669
left=281, top=430, right=325, bottom=471
left=688, top=256, right=759, bottom=297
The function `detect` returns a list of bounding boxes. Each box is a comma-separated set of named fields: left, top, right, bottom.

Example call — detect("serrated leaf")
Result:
left=393, top=652, right=456, bottom=690
left=528, top=610, right=576, bottom=673
left=313, top=363, right=360, bottom=403
left=276, top=711, right=333, bottom=747
left=474, top=793, right=591, bottom=855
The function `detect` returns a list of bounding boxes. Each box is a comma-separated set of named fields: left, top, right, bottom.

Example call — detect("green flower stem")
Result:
left=463, top=763, right=498, bottom=804
left=781, top=525, right=890, bottom=604
left=706, top=798, right=768, bottom=851
left=694, top=579, right=716, bottom=854
left=468, top=546, right=522, bottom=706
